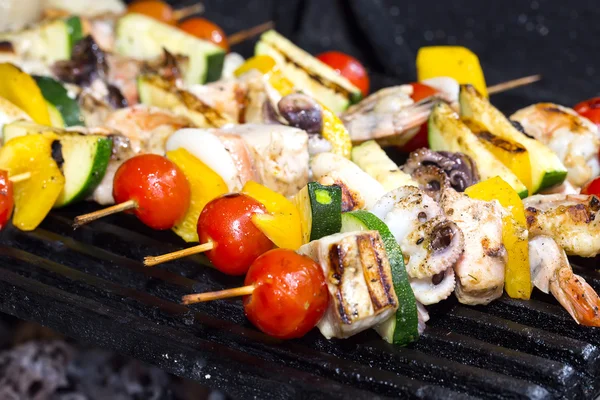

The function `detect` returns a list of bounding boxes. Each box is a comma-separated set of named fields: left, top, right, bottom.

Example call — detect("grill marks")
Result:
left=2, top=204, right=600, bottom=398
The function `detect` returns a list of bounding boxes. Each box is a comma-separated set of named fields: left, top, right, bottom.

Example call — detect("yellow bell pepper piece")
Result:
left=321, top=104, right=352, bottom=159
left=465, top=176, right=532, bottom=300
left=416, top=46, right=488, bottom=97
left=234, top=55, right=295, bottom=96
left=242, top=181, right=302, bottom=250
left=0, top=134, right=65, bottom=231
left=0, top=63, right=51, bottom=125
left=166, top=148, right=228, bottom=242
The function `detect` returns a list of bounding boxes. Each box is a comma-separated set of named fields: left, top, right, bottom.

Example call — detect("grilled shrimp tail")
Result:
left=551, top=268, right=600, bottom=327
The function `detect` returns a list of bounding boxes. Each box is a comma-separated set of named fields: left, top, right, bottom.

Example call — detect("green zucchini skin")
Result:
left=65, top=16, right=83, bottom=52
left=34, top=76, right=83, bottom=127
left=307, top=182, right=342, bottom=241
left=341, top=210, right=419, bottom=345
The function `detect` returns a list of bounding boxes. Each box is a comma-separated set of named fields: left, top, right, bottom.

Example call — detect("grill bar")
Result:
left=0, top=204, right=599, bottom=399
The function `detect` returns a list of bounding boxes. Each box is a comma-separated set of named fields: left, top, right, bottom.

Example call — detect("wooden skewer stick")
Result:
left=487, top=74, right=542, bottom=95
left=182, top=285, right=255, bottom=305
left=8, top=172, right=31, bottom=183
left=229, top=21, right=275, bottom=46
left=173, top=3, right=205, bottom=21
left=144, top=241, right=214, bottom=267
left=73, top=199, right=137, bottom=229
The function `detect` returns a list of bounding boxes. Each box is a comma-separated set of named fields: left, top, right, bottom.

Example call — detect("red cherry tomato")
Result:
left=178, top=18, right=229, bottom=51
left=127, top=0, right=175, bottom=24
left=316, top=51, right=369, bottom=96
left=581, top=177, right=600, bottom=197
left=243, top=249, right=328, bottom=339
left=574, top=97, right=600, bottom=128
left=113, top=154, right=190, bottom=230
left=399, top=82, right=439, bottom=153
left=0, top=170, right=14, bottom=230
left=197, top=193, right=273, bottom=276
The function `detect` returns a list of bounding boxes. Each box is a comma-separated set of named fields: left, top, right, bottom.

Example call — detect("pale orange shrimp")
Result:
left=529, top=236, right=600, bottom=327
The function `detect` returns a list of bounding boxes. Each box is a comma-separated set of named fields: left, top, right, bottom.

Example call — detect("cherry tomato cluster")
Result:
left=127, top=0, right=229, bottom=51
left=112, top=154, right=327, bottom=339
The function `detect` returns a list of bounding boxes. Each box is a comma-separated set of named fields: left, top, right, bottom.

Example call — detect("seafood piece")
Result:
left=189, top=79, right=249, bottom=123
left=529, top=236, right=600, bottom=326
left=219, top=124, right=310, bottom=197
left=88, top=106, right=191, bottom=205
left=441, top=188, right=507, bottom=305
left=403, top=148, right=480, bottom=193
left=524, top=193, right=600, bottom=257
left=341, top=85, right=435, bottom=144
left=511, top=103, right=600, bottom=187
left=408, top=165, right=450, bottom=203
left=416, top=301, right=430, bottom=335
left=371, top=186, right=464, bottom=305
left=216, top=134, right=259, bottom=186
left=311, top=152, right=385, bottom=211
left=298, top=231, right=398, bottom=339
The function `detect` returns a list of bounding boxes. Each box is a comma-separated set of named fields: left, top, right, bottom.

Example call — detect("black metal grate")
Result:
left=0, top=202, right=599, bottom=399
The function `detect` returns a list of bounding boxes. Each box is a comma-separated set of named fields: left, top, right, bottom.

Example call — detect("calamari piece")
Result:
left=441, top=188, right=507, bottom=305
left=511, top=103, right=600, bottom=187
left=298, top=231, right=398, bottom=339
left=311, top=152, right=385, bottom=211
left=524, top=193, right=600, bottom=257
left=529, top=236, right=600, bottom=326
left=341, top=85, right=435, bottom=144
left=410, top=267, right=456, bottom=306
left=215, top=133, right=260, bottom=186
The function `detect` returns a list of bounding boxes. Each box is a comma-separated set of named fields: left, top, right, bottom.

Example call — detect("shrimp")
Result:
left=524, top=193, right=600, bottom=257
left=511, top=103, right=600, bottom=187
left=341, top=86, right=434, bottom=145
left=529, top=236, right=600, bottom=327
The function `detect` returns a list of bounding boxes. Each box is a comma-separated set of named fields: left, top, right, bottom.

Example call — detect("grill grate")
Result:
left=0, top=202, right=599, bottom=399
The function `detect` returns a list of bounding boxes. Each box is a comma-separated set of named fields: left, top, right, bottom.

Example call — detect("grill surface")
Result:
left=0, top=202, right=599, bottom=399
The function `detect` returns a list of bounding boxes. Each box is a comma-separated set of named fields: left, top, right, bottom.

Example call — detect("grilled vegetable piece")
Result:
left=0, top=63, right=50, bottom=126
left=466, top=177, right=532, bottom=300
left=0, top=134, right=65, bottom=230
left=116, top=13, right=225, bottom=85
left=3, top=121, right=112, bottom=207
left=137, top=74, right=232, bottom=128
left=428, top=102, right=528, bottom=198
left=298, top=230, right=398, bottom=339
left=294, top=182, right=342, bottom=244
left=417, top=46, right=487, bottom=97
left=459, top=84, right=567, bottom=193
left=255, top=30, right=362, bottom=113
left=166, top=148, right=228, bottom=242
left=462, top=117, right=532, bottom=191
left=34, top=76, right=83, bottom=127
left=0, top=95, right=31, bottom=134
left=340, top=211, right=418, bottom=345
left=351, top=140, right=418, bottom=191
left=311, top=152, right=385, bottom=211
left=242, top=181, right=303, bottom=251
left=0, top=17, right=82, bottom=64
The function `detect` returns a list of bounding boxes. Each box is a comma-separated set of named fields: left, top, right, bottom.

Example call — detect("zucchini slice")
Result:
left=428, top=102, right=529, bottom=198
left=0, top=95, right=31, bottom=135
left=116, top=13, right=225, bottom=85
left=459, top=84, right=567, bottom=193
left=341, top=210, right=419, bottom=345
left=462, top=117, right=532, bottom=192
left=0, top=17, right=82, bottom=64
left=351, top=140, right=418, bottom=191
left=2, top=121, right=112, bottom=207
left=255, top=30, right=362, bottom=113
left=294, top=182, right=342, bottom=244
left=137, top=74, right=232, bottom=127
left=34, top=76, right=83, bottom=127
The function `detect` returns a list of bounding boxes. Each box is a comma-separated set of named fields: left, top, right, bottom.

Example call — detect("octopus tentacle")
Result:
left=410, top=267, right=456, bottom=305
